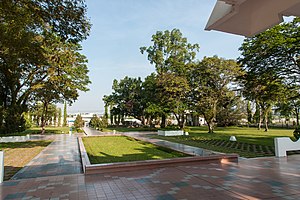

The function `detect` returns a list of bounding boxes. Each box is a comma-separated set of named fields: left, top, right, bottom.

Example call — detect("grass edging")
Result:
left=78, top=136, right=238, bottom=175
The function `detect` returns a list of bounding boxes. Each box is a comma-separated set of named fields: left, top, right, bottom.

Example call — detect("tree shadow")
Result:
left=0, top=140, right=52, bottom=150
left=4, top=166, right=22, bottom=181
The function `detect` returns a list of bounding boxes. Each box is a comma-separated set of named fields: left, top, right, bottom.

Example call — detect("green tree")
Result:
left=63, top=102, right=67, bottom=127
left=240, top=71, right=287, bottom=131
left=89, top=114, right=101, bottom=129
left=238, top=18, right=300, bottom=131
left=104, top=77, right=148, bottom=125
left=0, top=0, right=91, bottom=133
left=74, top=114, right=84, bottom=128
left=140, top=29, right=199, bottom=128
left=156, top=73, right=190, bottom=128
left=238, top=18, right=300, bottom=86
left=247, top=101, right=253, bottom=124
left=189, top=56, right=242, bottom=133
left=58, top=108, right=62, bottom=127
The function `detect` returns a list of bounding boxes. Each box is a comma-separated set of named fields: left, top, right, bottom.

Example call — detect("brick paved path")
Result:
left=11, top=134, right=82, bottom=180
left=1, top=132, right=300, bottom=199
left=1, top=155, right=300, bottom=199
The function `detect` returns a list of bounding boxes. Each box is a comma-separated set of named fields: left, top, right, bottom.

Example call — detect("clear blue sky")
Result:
left=67, top=0, right=244, bottom=113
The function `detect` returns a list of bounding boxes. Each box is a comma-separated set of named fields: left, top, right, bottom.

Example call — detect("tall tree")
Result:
left=189, top=56, right=242, bottom=133
left=63, top=102, right=67, bottom=127
left=239, top=18, right=300, bottom=86
left=140, top=29, right=199, bottom=128
left=74, top=114, right=84, bottom=128
left=240, top=70, right=287, bottom=131
left=109, top=77, right=147, bottom=124
left=58, top=108, right=62, bottom=127
left=0, top=0, right=91, bottom=133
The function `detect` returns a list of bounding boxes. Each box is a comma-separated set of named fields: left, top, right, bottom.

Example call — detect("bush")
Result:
left=293, top=128, right=300, bottom=140
left=160, top=125, right=180, bottom=131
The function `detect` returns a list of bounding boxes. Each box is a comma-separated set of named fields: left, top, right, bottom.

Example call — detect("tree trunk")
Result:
left=161, top=114, right=166, bottom=128
left=174, top=113, right=184, bottom=129
left=193, top=114, right=199, bottom=126
left=41, top=102, right=48, bottom=134
left=296, top=108, right=299, bottom=127
left=258, top=108, right=262, bottom=130
left=264, top=110, right=269, bottom=132
left=207, top=120, right=215, bottom=133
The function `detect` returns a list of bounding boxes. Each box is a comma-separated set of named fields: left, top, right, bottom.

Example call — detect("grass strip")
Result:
left=82, top=136, right=187, bottom=164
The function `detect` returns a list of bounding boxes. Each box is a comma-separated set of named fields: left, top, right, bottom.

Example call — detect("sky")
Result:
left=67, top=0, right=245, bottom=113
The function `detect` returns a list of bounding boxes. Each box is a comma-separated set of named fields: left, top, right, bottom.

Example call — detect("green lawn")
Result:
left=82, top=136, right=187, bottom=164
left=152, top=126, right=297, bottom=158
left=1, top=126, right=70, bottom=136
left=0, top=140, right=52, bottom=180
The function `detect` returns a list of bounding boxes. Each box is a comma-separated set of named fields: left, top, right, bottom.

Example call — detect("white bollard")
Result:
left=229, top=136, right=237, bottom=142
left=0, top=151, right=4, bottom=183
left=113, top=130, right=116, bottom=134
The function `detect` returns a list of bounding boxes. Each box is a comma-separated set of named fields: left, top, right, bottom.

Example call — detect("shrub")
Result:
left=293, top=128, right=300, bottom=140
left=160, top=125, right=180, bottom=131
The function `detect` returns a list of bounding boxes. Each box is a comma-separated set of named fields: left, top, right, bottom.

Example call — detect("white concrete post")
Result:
left=0, top=151, right=4, bottom=183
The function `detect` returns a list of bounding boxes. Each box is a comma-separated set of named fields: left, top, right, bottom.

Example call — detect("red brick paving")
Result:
left=1, top=155, right=300, bottom=199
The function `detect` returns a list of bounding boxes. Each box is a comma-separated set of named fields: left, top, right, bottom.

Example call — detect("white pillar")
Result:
left=0, top=151, right=4, bottom=183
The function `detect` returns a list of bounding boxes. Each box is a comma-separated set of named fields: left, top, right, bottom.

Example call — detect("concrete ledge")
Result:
left=85, top=154, right=238, bottom=175
left=78, top=135, right=238, bottom=175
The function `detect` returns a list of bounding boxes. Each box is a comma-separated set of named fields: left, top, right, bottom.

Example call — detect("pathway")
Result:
left=11, top=134, right=82, bottom=180
left=2, top=131, right=300, bottom=199
left=1, top=155, right=300, bottom=199
left=83, top=127, right=107, bottom=136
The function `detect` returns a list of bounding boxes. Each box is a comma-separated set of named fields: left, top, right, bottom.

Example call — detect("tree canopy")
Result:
left=0, top=0, right=91, bottom=133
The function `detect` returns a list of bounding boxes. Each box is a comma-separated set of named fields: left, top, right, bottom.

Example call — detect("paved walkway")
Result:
left=11, top=134, right=82, bottom=180
left=1, top=132, right=300, bottom=199
left=1, top=155, right=300, bottom=199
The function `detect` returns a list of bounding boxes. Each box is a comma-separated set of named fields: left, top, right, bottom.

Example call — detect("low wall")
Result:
left=274, top=137, right=300, bottom=157
left=158, top=130, right=184, bottom=136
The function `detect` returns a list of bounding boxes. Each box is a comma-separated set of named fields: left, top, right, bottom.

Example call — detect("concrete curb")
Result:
left=78, top=135, right=238, bottom=175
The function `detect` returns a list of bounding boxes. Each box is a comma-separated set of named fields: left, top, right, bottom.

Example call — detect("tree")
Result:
left=74, top=114, right=84, bottom=128
left=156, top=73, right=190, bottom=128
left=89, top=114, right=101, bottom=129
left=58, top=108, right=62, bottom=127
left=240, top=70, right=287, bottom=131
left=238, top=18, right=300, bottom=86
left=276, top=92, right=300, bottom=126
left=238, top=18, right=300, bottom=131
left=63, top=102, right=67, bottom=127
left=189, top=56, right=242, bottom=133
left=216, top=93, right=247, bottom=127
left=246, top=101, right=253, bottom=124
left=0, top=0, right=91, bottom=133
left=140, top=29, right=199, bottom=128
